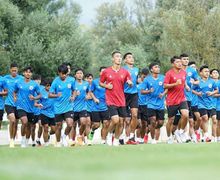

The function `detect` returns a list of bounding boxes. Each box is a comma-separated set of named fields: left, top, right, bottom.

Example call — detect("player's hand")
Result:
left=159, top=93, right=165, bottom=99
left=13, top=96, right=17, bottom=102
left=197, top=92, right=203, bottom=97
left=106, top=83, right=113, bottom=90
left=127, top=80, right=133, bottom=87
left=70, top=96, right=75, bottom=102
left=86, top=94, right=92, bottom=100
left=29, top=95, right=35, bottom=100
left=37, top=103, right=43, bottom=108
left=57, top=92, right=62, bottom=97
left=176, top=79, right=182, bottom=85
left=94, top=98, right=100, bottom=104
left=185, top=85, right=190, bottom=91
left=76, top=90, right=80, bottom=96
left=206, top=91, right=213, bottom=96
left=150, top=87, right=154, bottom=93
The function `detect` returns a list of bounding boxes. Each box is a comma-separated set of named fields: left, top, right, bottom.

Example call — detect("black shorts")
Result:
left=191, top=106, right=199, bottom=113
left=198, top=108, right=216, bottom=118
left=40, top=114, right=56, bottom=126
left=33, top=115, right=40, bottom=124
left=0, top=109, right=3, bottom=121
left=125, top=93, right=138, bottom=109
left=216, top=111, right=220, bottom=120
left=173, top=114, right=181, bottom=126
left=138, top=105, right=148, bottom=122
left=187, top=101, right=193, bottom=119
left=147, top=108, right=165, bottom=120
left=108, top=105, right=127, bottom=118
left=91, top=110, right=110, bottom=122
left=167, top=101, right=189, bottom=118
left=5, top=105, right=19, bottom=119
left=55, top=111, right=74, bottom=123
left=125, top=106, right=131, bottom=118
left=74, top=110, right=89, bottom=121
left=17, top=109, right=34, bottom=123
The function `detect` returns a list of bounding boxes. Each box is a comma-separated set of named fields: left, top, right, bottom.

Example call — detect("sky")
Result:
left=69, top=0, right=134, bottom=25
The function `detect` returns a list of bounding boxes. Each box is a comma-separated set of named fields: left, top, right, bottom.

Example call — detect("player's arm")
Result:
left=126, top=71, right=133, bottom=87
left=99, top=71, right=113, bottom=90
left=49, top=81, right=61, bottom=98
left=164, top=80, right=181, bottom=89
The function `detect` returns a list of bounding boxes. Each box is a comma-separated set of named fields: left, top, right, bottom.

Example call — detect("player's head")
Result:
left=112, top=50, right=122, bottom=65
left=85, top=73, right=93, bottom=84
left=62, top=62, right=71, bottom=75
left=23, top=66, right=33, bottom=80
left=10, top=62, right=18, bottom=77
left=170, top=56, right=182, bottom=70
left=58, top=64, right=68, bottom=80
left=33, top=74, right=41, bottom=84
left=75, top=68, right=84, bottom=80
left=149, top=62, right=160, bottom=74
left=42, top=78, right=52, bottom=91
left=140, top=68, right=149, bottom=79
left=210, top=68, right=219, bottom=80
left=188, top=61, right=197, bottom=69
left=99, top=66, right=106, bottom=75
left=199, top=65, right=209, bottom=78
left=180, top=53, right=189, bottom=66
left=123, top=52, right=134, bottom=65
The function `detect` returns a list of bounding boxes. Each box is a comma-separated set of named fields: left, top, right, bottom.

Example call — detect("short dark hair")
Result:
left=99, top=66, right=107, bottom=72
left=32, top=74, right=41, bottom=80
left=180, top=53, right=189, bottom=58
left=141, top=68, right=149, bottom=76
left=199, top=65, right=209, bottom=72
left=170, top=56, right=181, bottom=63
left=112, top=50, right=121, bottom=57
left=210, top=68, right=219, bottom=74
left=123, top=52, right=132, bottom=60
left=85, top=73, right=93, bottom=78
left=10, top=62, right=18, bottom=68
left=58, top=64, right=68, bottom=74
left=23, top=66, right=33, bottom=73
left=149, top=62, right=159, bottom=71
left=75, top=68, right=84, bottom=74
left=42, top=78, right=53, bottom=86
left=188, top=61, right=196, bottom=66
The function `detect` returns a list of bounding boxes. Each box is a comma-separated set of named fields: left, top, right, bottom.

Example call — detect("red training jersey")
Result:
left=100, top=67, right=131, bottom=107
left=164, top=68, right=187, bottom=106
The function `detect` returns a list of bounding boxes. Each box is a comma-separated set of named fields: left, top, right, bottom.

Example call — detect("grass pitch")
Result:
left=0, top=143, right=220, bottom=180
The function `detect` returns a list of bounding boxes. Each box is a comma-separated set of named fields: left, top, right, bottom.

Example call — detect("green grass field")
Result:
left=0, top=143, right=220, bottom=180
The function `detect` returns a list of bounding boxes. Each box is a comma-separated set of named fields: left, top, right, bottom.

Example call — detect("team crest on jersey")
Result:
left=174, top=77, right=176, bottom=80
left=121, top=75, right=124, bottom=78
left=208, top=84, right=212, bottom=88
left=67, top=83, right=71, bottom=88
left=58, top=85, right=61, bottom=89
left=135, top=72, right=138, bottom=76
left=159, top=81, right=163, bottom=86
left=187, top=72, right=192, bottom=76
left=83, top=86, right=87, bottom=90
left=29, top=86, right=33, bottom=90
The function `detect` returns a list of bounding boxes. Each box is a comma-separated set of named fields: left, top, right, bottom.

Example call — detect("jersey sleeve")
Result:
left=49, top=80, right=57, bottom=94
left=100, top=70, right=107, bottom=83
left=164, top=72, right=171, bottom=84
left=35, top=83, right=41, bottom=94
left=90, top=81, right=95, bottom=92
left=14, top=81, right=19, bottom=93
left=141, top=78, right=149, bottom=90
left=125, top=70, right=132, bottom=83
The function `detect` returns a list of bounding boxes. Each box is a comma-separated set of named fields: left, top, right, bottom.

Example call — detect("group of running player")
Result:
left=0, top=50, right=220, bottom=148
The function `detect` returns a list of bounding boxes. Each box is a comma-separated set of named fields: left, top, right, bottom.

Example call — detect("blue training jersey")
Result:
left=39, top=87, right=55, bottom=118
left=73, top=80, right=89, bottom=112
left=33, top=85, right=44, bottom=115
left=49, top=76, right=75, bottom=115
left=15, top=79, right=41, bottom=113
left=123, top=65, right=139, bottom=94
left=185, top=67, right=199, bottom=102
left=0, top=76, right=7, bottom=110
left=90, top=78, right=108, bottom=112
left=142, top=74, right=165, bottom=110
left=193, top=77, right=218, bottom=110
left=4, top=74, right=23, bottom=107
left=137, top=82, right=148, bottom=106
